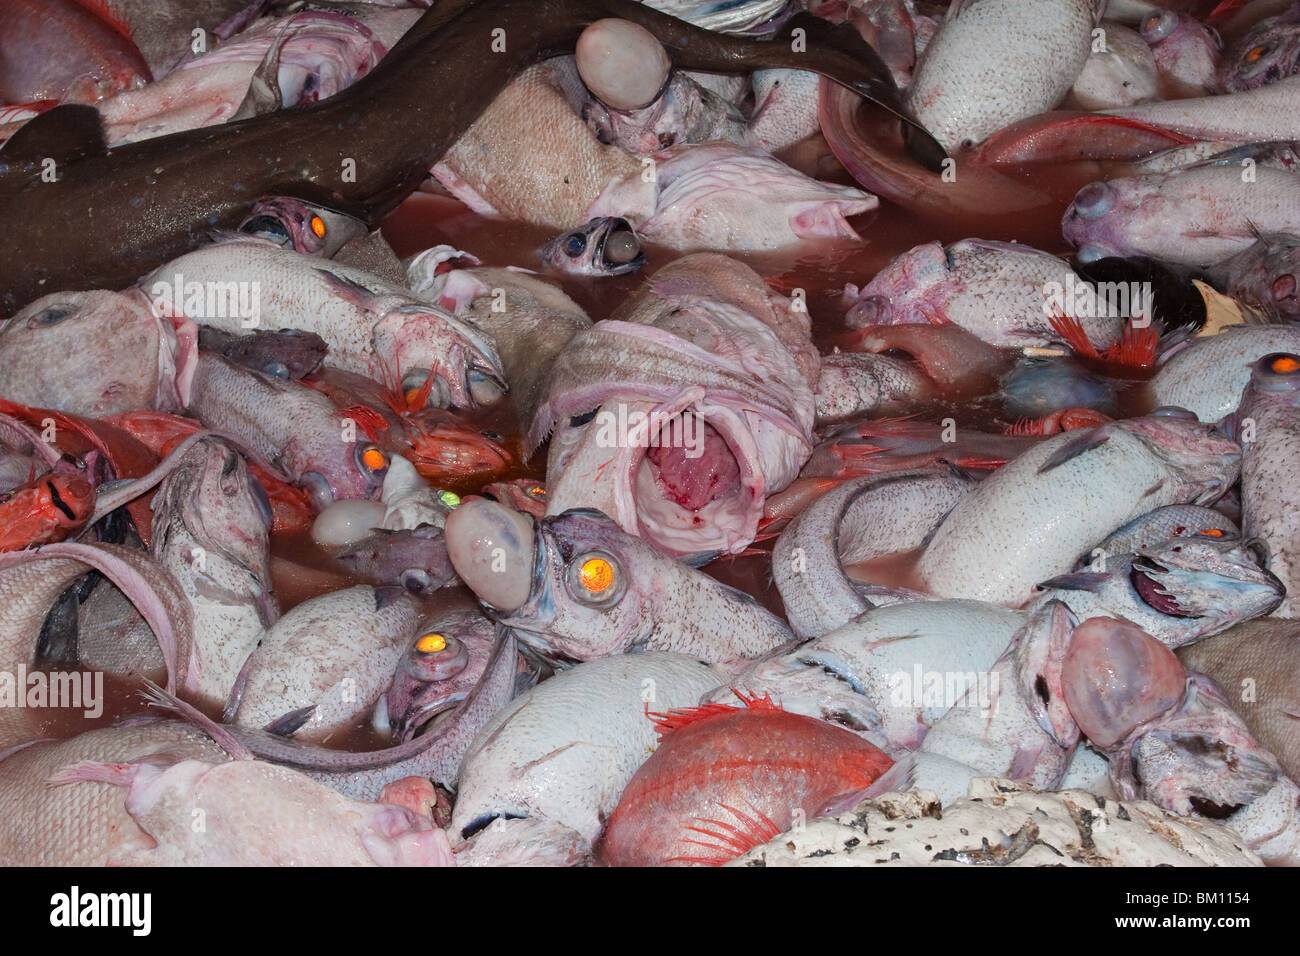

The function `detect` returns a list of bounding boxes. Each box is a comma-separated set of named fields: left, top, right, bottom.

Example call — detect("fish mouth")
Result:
left=1131, top=558, right=1197, bottom=618
left=401, top=694, right=468, bottom=742
left=239, top=214, right=292, bottom=245
left=593, top=219, right=646, bottom=276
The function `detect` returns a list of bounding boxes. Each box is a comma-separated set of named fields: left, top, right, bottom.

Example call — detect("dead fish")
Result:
left=1071, top=22, right=1158, bottom=110
left=540, top=217, right=646, bottom=277
left=1148, top=324, right=1300, bottom=422
left=334, top=525, right=456, bottom=595
left=197, top=327, right=328, bottom=381
left=596, top=691, right=893, bottom=866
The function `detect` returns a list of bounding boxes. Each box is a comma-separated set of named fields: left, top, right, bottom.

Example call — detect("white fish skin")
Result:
left=233, top=586, right=422, bottom=742
left=1071, top=22, right=1158, bottom=110
left=449, top=652, right=724, bottom=844
left=716, top=599, right=1026, bottom=753
left=919, top=415, right=1241, bottom=607
left=906, top=0, right=1104, bottom=151
left=746, top=69, right=821, bottom=154
left=140, top=238, right=502, bottom=409
left=46, top=757, right=454, bottom=866
left=587, top=143, right=877, bottom=251
left=1150, top=325, right=1300, bottom=422
left=1103, top=75, right=1300, bottom=143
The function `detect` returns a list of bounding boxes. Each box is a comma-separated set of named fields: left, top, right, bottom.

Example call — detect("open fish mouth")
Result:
left=1131, top=558, right=1197, bottom=617
left=405, top=694, right=469, bottom=741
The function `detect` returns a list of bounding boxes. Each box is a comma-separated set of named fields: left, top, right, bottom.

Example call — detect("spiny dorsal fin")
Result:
left=0, top=104, right=107, bottom=168
left=647, top=690, right=783, bottom=740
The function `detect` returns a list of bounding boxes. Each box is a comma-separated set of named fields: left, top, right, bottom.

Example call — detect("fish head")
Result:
left=238, top=198, right=368, bottom=258
left=1013, top=599, right=1081, bottom=749
left=0, top=290, right=196, bottom=416
left=1221, top=13, right=1300, bottom=91
left=541, top=218, right=646, bottom=277
left=372, top=304, right=506, bottom=411
left=1129, top=532, right=1285, bottom=633
left=1061, top=176, right=1160, bottom=264
left=845, top=241, right=950, bottom=328
left=1242, top=351, right=1300, bottom=407
left=384, top=608, right=498, bottom=741
left=334, top=525, right=455, bottom=594
left=1120, top=408, right=1242, bottom=504
left=1124, top=675, right=1281, bottom=819
left=1061, top=616, right=1188, bottom=751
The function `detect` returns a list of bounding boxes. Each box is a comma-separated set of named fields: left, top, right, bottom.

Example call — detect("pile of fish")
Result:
left=1, top=0, right=1299, bottom=867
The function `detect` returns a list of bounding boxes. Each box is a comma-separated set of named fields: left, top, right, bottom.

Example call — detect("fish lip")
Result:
left=400, top=694, right=468, bottom=741
left=1130, top=558, right=1196, bottom=618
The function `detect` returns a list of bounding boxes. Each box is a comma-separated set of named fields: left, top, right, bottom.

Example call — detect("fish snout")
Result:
left=445, top=498, right=537, bottom=614
left=846, top=294, right=892, bottom=327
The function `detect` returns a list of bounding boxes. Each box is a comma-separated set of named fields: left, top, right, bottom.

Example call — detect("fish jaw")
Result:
left=1013, top=600, right=1081, bottom=749
left=1119, top=415, right=1242, bottom=505
left=845, top=241, right=951, bottom=327
left=371, top=304, right=505, bottom=411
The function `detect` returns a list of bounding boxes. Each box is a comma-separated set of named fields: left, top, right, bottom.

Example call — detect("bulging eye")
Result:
left=357, top=445, right=389, bottom=479
left=1253, top=352, right=1300, bottom=390
left=417, top=632, right=450, bottom=654
left=564, top=234, right=587, bottom=258
left=567, top=551, right=625, bottom=605
left=1140, top=11, right=1177, bottom=43
left=310, top=215, right=326, bottom=239
left=1195, top=528, right=1225, bottom=538
left=526, top=485, right=546, bottom=500
left=408, top=630, right=469, bottom=680
left=28, top=305, right=71, bottom=327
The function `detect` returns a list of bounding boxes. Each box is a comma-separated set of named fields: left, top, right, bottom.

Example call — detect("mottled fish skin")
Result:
left=1212, top=232, right=1300, bottom=320
left=813, top=352, right=934, bottom=424
left=1178, top=618, right=1300, bottom=784
left=918, top=413, right=1241, bottom=607
left=1063, top=165, right=1300, bottom=268
left=714, top=599, right=1025, bottom=753
left=905, top=0, right=1103, bottom=151
left=845, top=239, right=1128, bottom=350
left=1071, top=22, right=1158, bottom=110
left=450, top=652, right=724, bottom=845
left=1089, top=504, right=1239, bottom=560
left=1102, top=75, right=1300, bottom=144
left=1149, top=325, right=1300, bottom=422
left=232, top=585, right=422, bottom=743
left=490, top=509, right=795, bottom=663
left=150, top=438, right=277, bottom=710
left=773, top=469, right=974, bottom=639
left=1221, top=4, right=1300, bottom=92
left=1236, top=353, right=1300, bottom=617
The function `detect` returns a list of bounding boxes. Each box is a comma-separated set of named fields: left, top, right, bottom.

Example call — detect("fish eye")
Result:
left=1246, top=43, right=1269, bottom=63
left=602, top=223, right=641, bottom=266
left=357, top=445, right=389, bottom=478
left=416, top=632, right=450, bottom=654
left=310, top=215, right=326, bottom=239
left=28, top=305, right=71, bottom=327
left=438, top=490, right=461, bottom=508
left=567, top=551, right=624, bottom=606
left=527, top=485, right=546, bottom=499
left=564, top=233, right=587, bottom=258
left=401, top=568, right=434, bottom=593
left=1140, top=11, right=1177, bottom=43
left=1196, top=528, right=1225, bottom=538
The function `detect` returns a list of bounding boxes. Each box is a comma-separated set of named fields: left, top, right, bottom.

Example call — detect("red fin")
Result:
left=340, top=405, right=387, bottom=443
left=1101, top=323, right=1159, bottom=371
left=951, top=456, right=1010, bottom=470
left=1209, top=0, right=1245, bottom=20
left=668, top=801, right=785, bottom=865
left=71, top=0, right=135, bottom=40
left=1046, top=307, right=1101, bottom=358
left=647, top=690, right=783, bottom=739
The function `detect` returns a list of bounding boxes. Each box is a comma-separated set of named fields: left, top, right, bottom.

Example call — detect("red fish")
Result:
left=597, top=692, right=893, bottom=866
left=0, top=474, right=95, bottom=550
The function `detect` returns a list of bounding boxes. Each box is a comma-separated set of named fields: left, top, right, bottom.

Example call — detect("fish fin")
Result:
left=677, top=549, right=722, bottom=568
left=1036, top=571, right=1108, bottom=593
left=340, top=405, right=388, bottom=442
left=229, top=14, right=297, bottom=121
left=262, top=705, right=316, bottom=738
left=1047, top=308, right=1101, bottom=359
left=374, top=585, right=407, bottom=610
left=138, top=678, right=256, bottom=760
left=47, top=759, right=137, bottom=788
left=315, top=267, right=379, bottom=308
left=1036, top=429, right=1109, bottom=474
left=0, top=103, right=107, bottom=167
left=1102, top=323, right=1159, bottom=371
left=647, top=690, right=782, bottom=739
left=669, top=801, right=784, bottom=865
left=951, top=456, right=1010, bottom=470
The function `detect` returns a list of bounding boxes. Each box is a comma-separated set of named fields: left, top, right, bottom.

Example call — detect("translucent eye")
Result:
left=1197, top=528, right=1225, bottom=538
left=439, top=490, right=461, bottom=508
left=579, top=557, right=614, bottom=593
left=416, top=632, right=447, bottom=654
left=311, top=216, right=326, bottom=238
left=566, top=551, right=624, bottom=606
left=527, top=485, right=546, bottom=499
left=564, top=234, right=587, bottom=258
left=1271, top=355, right=1300, bottom=374
left=1247, top=44, right=1267, bottom=63
left=362, top=447, right=387, bottom=472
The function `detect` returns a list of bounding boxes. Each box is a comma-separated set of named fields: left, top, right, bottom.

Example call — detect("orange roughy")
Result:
left=597, top=692, right=893, bottom=866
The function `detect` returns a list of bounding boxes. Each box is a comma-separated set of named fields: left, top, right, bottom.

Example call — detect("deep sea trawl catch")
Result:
left=0, top=0, right=1297, bottom=871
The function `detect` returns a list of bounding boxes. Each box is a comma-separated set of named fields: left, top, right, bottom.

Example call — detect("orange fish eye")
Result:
left=1247, top=45, right=1266, bottom=62
left=310, top=215, right=326, bottom=238
left=579, top=556, right=615, bottom=593
left=1271, top=355, right=1300, bottom=374
left=528, top=485, right=546, bottom=498
left=361, top=447, right=387, bottom=472
left=1197, top=528, right=1225, bottom=537
left=416, top=632, right=447, bottom=654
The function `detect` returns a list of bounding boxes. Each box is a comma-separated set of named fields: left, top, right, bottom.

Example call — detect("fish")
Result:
left=0, top=0, right=151, bottom=105
left=596, top=691, right=893, bottom=865
left=197, top=327, right=328, bottom=381
left=1148, top=324, right=1300, bottom=422
left=999, top=355, right=1118, bottom=419
left=800, top=417, right=1040, bottom=481
left=844, top=239, right=1130, bottom=350
left=746, top=69, right=822, bottom=154
left=1062, top=616, right=1300, bottom=864
left=0, top=289, right=197, bottom=417
left=334, top=525, right=456, bottom=595
left=640, top=0, right=797, bottom=35
left=586, top=142, right=878, bottom=250
left=813, top=352, right=936, bottom=423
left=530, top=254, right=819, bottom=558
left=832, top=323, right=1013, bottom=399
left=230, top=585, right=422, bottom=743
left=449, top=652, right=724, bottom=846
left=149, top=437, right=277, bottom=709
left=1031, top=530, right=1284, bottom=648
left=1211, top=231, right=1300, bottom=319
left=718, top=598, right=1026, bottom=752
left=1089, top=503, right=1240, bottom=557
left=0, top=473, right=96, bottom=552
left=0, top=0, right=939, bottom=315
left=48, top=753, right=454, bottom=866
left=445, top=501, right=796, bottom=662
left=905, top=0, right=1104, bottom=152
left=575, top=67, right=749, bottom=156
left=1138, top=7, right=1223, bottom=95
left=1221, top=0, right=1300, bottom=90
left=140, top=237, right=505, bottom=410
left=540, top=217, right=646, bottom=277
left=1071, top=22, right=1159, bottom=110
left=1176, top=617, right=1300, bottom=783
left=918, top=410, right=1242, bottom=606
left=772, top=469, right=974, bottom=639
left=186, top=352, right=390, bottom=509
left=1063, top=165, right=1300, bottom=267
left=1235, top=352, right=1300, bottom=616
left=0, top=723, right=228, bottom=865
left=1100, top=76, right=1300, bottom=150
